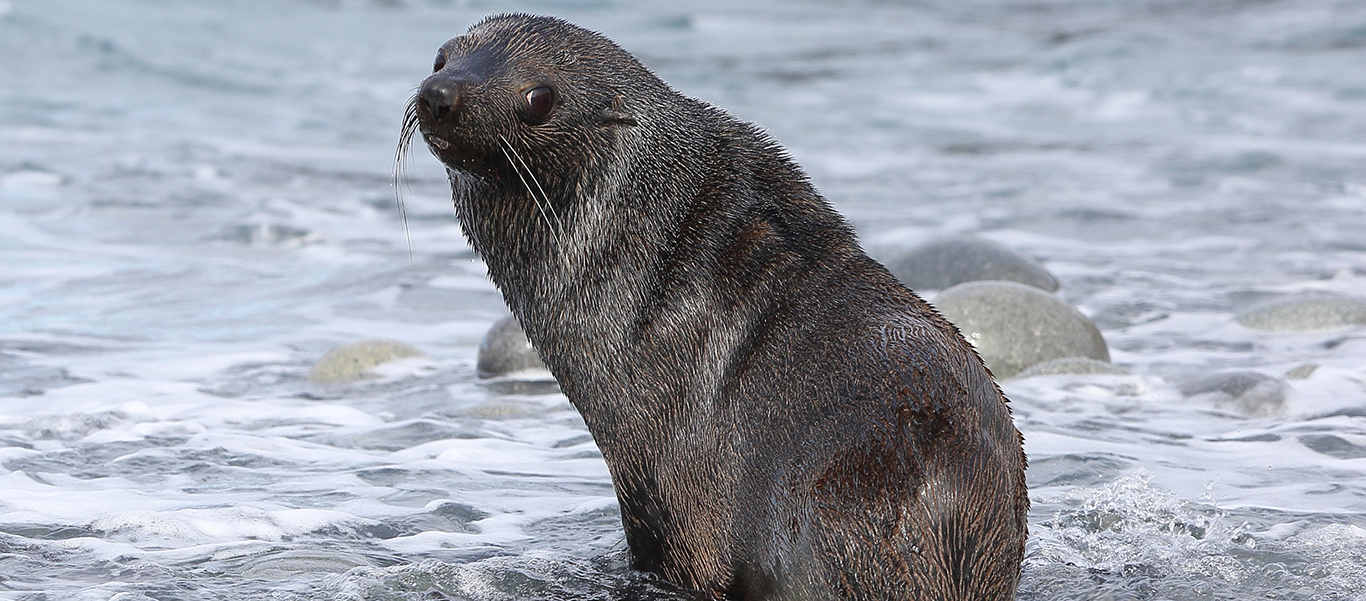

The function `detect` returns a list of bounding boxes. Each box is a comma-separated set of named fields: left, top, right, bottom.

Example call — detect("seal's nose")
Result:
left=419, top=77, right=466, bottom=123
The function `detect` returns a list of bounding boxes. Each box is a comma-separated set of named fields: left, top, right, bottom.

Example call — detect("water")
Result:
left=2, top=1, right=1365, bottom=599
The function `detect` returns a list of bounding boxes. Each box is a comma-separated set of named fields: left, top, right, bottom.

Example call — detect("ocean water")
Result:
left=3, top=0, right=1365, bottom=599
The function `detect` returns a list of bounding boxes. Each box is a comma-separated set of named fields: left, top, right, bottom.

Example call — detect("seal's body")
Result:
left=407, top=14, right=1027, bottom=600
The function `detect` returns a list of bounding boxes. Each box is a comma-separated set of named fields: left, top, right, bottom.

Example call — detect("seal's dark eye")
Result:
left=432, top=54, right=446, bottom=73
left=525, top=86, right=555, bottom=121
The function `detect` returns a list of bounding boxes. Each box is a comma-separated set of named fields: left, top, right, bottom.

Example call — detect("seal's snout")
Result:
left=418, top=76, right=468, bottom=124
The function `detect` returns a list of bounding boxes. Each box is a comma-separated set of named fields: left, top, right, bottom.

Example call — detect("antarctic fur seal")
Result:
left=403, top=13, right=1028, bottom=600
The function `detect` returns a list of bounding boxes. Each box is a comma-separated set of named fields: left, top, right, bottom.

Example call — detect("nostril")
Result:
left=419, top=78, right=464, bottom=123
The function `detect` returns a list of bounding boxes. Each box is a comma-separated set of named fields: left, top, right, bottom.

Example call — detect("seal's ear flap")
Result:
left=599, top=95, right=638, bottom=127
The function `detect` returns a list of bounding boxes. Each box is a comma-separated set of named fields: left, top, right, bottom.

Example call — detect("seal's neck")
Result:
left=467, top=103, right=859, bottom=421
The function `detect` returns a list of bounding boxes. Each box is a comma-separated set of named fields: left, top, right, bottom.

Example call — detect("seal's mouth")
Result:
left=398, top=101, right=566, bottom=245
left=424, top=132, right=451, bottom=151
left=399, top=94, right=499, bottom=180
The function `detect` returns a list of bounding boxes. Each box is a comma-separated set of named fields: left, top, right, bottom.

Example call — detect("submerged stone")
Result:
left=477, top=315, right=548, bottom=378
left=309, top=340, right=422, bottom=384
left=1178, top=370, right=1288, bottom=417
left=1015, top=357, right=1129, bottom=379
left=1236, top=296, right=1366, bottom=332
left=1285, top=363, right=1320, bottom=380
left=883, top=236, right=1060, bottom=292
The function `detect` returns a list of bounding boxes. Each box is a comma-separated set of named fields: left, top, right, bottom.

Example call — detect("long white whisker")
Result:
left=498, top=139, right=559, bottom=246
left=499, top=134, right=565, bottom=240
left=393, top=99, right=419, bottom=263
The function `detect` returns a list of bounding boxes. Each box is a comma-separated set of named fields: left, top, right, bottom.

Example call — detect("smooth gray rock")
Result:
left=1015, top=357, right=1129, bottom=378
left=1235, top=296, right=1366, bottom=331
left=242, top=550, right=373, bottom=579
left=1285, top=363, right=1320, bottom=380
left=1298, top=434, right=1366, bottom=459
left=476, top=315, right=548, bottom=378
left=1178, top=371, right=1288, bottom=417
left=309, top=340, right=422, bottom=384
left=883, top=236, right=1059, bottom=292
left=933, top=281, right=1109, bottom=378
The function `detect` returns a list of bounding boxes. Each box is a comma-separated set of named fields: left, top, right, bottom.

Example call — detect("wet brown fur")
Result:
left=405, top=13, right=1028, bottom=601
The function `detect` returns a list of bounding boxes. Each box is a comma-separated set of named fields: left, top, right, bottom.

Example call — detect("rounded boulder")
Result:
left=932, top=281, right=1109, bottom=378
left=883, top=236, right=1059, bottom=292
left=477, top=315, right=548, bottom=378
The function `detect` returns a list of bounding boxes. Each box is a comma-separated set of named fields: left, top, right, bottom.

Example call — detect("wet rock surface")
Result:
left=477, top=315, right=549, bottom=379
left=308, top=340, right=423, bottom=384
left=1284, top=363, right=1320, bottom=380
left=1178, top=371, right=1289, bottom=417
left=1015, top=357, right=1129, bottom=379
left=882, top=236, right=1059, bottom=292
left=933, top=281, right=1110, bottom=378
left=1236, top=296, right=1366, bottom=332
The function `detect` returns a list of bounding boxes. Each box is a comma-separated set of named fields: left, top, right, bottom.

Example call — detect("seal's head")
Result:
left=404, top=14, right=655, bottom=197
